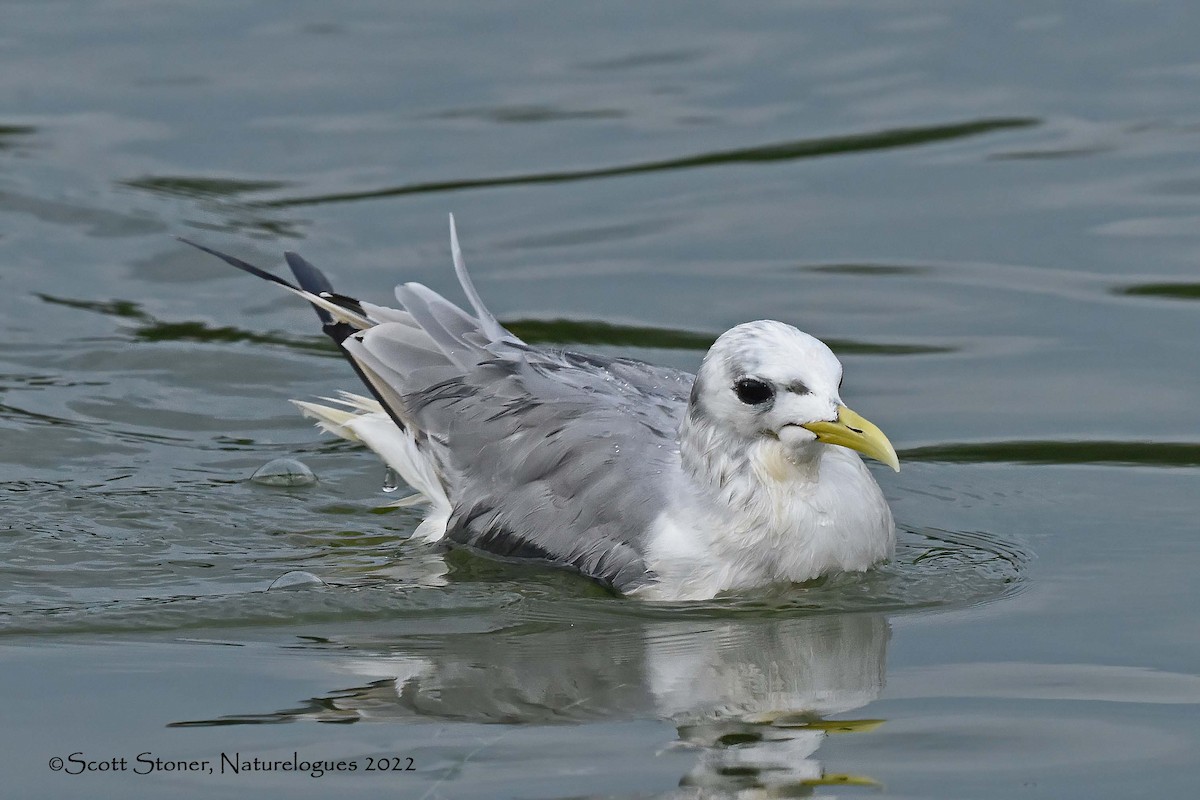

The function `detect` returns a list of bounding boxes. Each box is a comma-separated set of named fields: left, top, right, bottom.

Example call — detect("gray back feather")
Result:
left=415, top=347, right=692, bottom=592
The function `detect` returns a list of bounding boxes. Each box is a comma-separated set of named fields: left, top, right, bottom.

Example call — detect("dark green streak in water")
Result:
left=0, top=124, right=37, bottom=150
left=802, top=263, right=930, bottom=277
left=505, top=318, right=716, bottom=350
left=1117, top=282, right=1200, bottom=301
left=132, top=321, right=333, bottom=353
left=258, top=117, right=1038, bottom=208
left=37, top=293, right=334, bottom=355
left=121, top=176, right=291, bottom=200
left=35, top=294, right=145, bottom=319
left=505, top=318, right=951, bottom=356
left=901, top=440, right=1200, bottom=468
left=827, top=339, right=952, bottom=356
left=430, top=104, right=626, bottom=124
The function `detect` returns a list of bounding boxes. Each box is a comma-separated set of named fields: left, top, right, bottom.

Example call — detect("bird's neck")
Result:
left=668, top=411, right=872, bottom=597
left=679, top=412, right=824, bottom=517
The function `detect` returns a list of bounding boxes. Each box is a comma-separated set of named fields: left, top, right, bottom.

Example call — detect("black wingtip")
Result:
left=283, top=251, right=335, bottom=326
left=283, top=251, right=370, bottom=330
left=180, top=237, right=363, bottom=346
left=178, top=237, right=299, bottom=291
left=178, top=237, right=407, bottom=432
left=283, top=251, right=335, bottom=295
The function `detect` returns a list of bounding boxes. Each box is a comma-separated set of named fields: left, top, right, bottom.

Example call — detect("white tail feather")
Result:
left=282, top=286, right=375, bottom=329
left=291, top=400, right=362, bottom=442
left=329, top=391, right=385, bottom=414
left=384, top=493, right=429, bottom=508
left=291, top=399, right=452, bottom=543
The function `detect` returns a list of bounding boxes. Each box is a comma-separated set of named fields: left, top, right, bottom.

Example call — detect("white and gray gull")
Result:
left=184, top=216, right=899, bottom=601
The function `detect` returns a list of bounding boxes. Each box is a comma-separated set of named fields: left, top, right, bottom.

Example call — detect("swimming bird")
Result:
left=184, top=217, right=898, bottom=601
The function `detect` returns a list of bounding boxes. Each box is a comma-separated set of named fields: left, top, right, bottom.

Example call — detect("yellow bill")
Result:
left=801, top=405, right=900, bottom=472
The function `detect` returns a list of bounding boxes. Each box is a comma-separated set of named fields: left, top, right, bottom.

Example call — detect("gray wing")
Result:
left=420, top=346, right=692, bottom=593
left=342, top=296, right=692, bottom=594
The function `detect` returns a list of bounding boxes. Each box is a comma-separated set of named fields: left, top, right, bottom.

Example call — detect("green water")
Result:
left=2, top=1, right=1198, bottom=797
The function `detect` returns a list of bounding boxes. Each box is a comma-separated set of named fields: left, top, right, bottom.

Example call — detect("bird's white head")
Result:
left=682, top=320, right=899, bottom=479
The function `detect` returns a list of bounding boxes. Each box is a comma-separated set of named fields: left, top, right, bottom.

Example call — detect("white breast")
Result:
left=638, top=444, right=895, bottom=601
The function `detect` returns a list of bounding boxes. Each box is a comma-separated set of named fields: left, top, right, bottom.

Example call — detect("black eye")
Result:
left=734, top=378, right=774, bottom=405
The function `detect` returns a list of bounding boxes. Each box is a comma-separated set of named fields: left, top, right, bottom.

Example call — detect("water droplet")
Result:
left=613, top=444, right=621, bottom=454
left=382, top=465, right=400, bottom=493
left=250, top=457, right=317, bottom=487
left=267, top=571, right=325, bottom=591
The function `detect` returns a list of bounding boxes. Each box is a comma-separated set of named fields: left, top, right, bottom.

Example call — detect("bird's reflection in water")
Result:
left=174, top=611, right=890, bottom=796
left=653, top=614, right=887, bottom=795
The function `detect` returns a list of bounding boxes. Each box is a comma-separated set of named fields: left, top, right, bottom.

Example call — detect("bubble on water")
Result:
left=250, top=457, right=317, bottom=487
left=267, top=571, right=325, bottom=591
left=382, top=465, right=400, bottom=493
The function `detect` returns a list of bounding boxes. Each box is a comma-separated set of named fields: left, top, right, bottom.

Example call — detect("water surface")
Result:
left=2, top=1, right=1198, bottom=798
